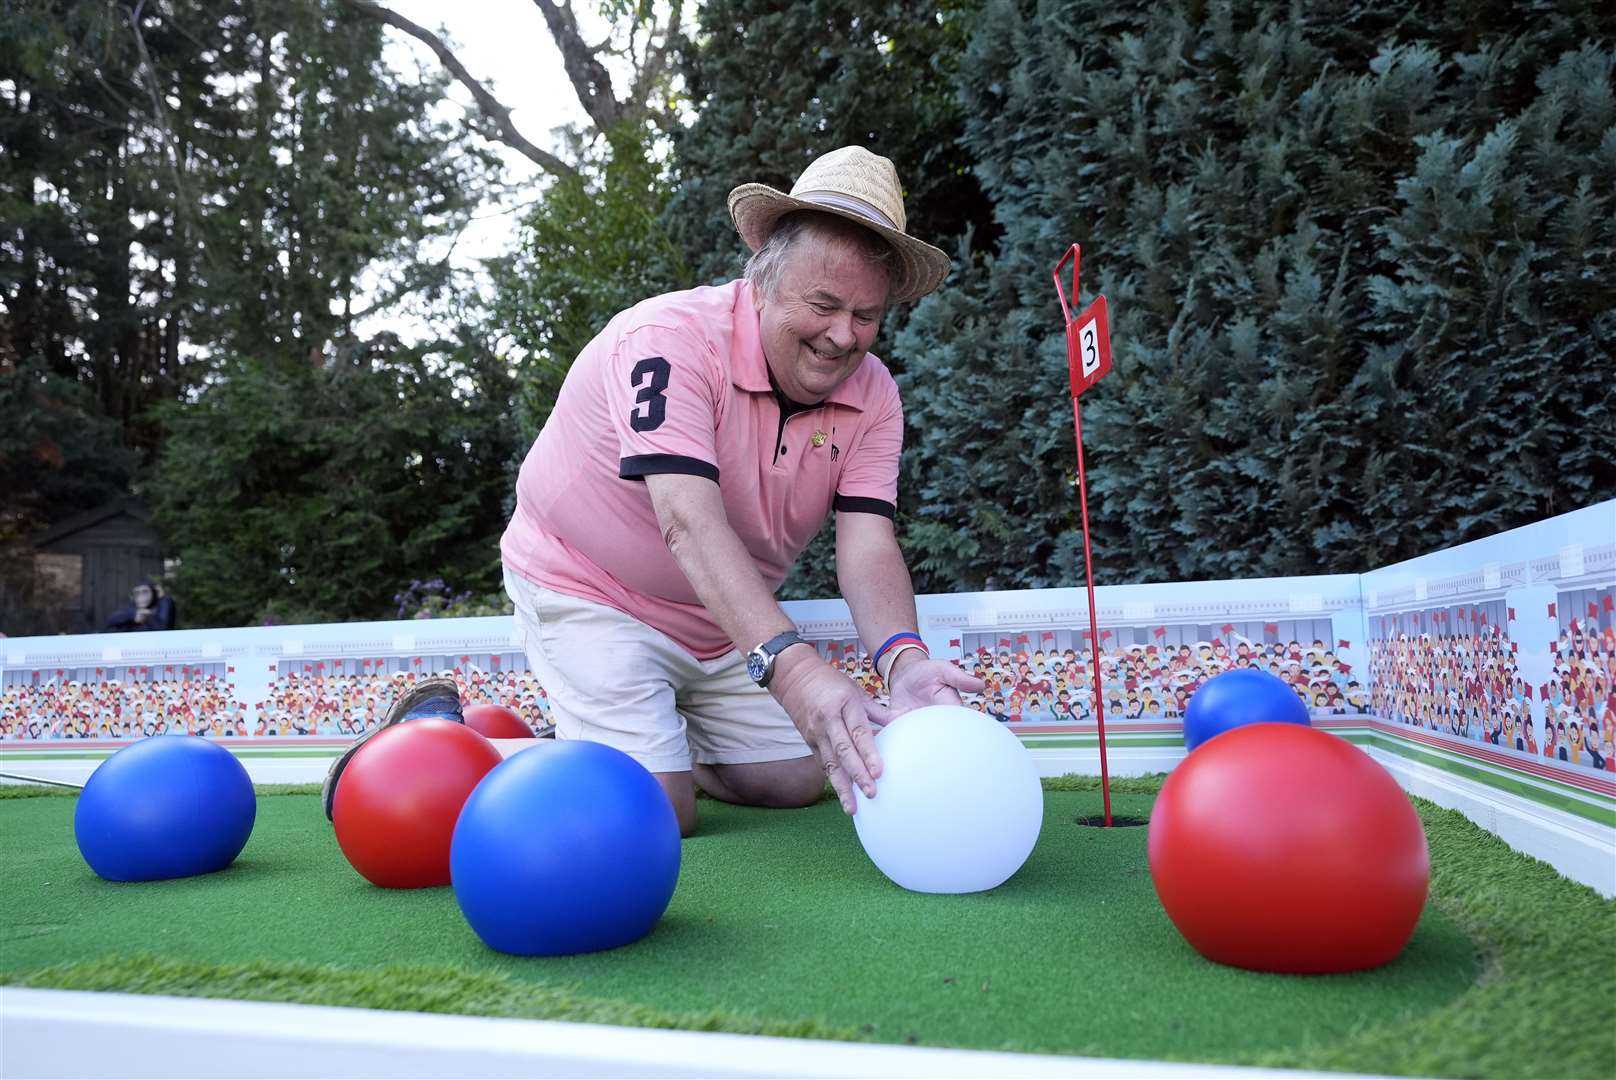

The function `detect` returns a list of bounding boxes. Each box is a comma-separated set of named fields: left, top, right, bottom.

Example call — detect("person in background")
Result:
left=105, top=580, right=177, bottom=632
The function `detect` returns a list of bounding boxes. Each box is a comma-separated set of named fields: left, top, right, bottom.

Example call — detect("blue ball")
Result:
left=451, top=741, right=680, bottom=956
left=1183, top=669, right=1312, bottom=752
left=74, top=736, right=256, bottom=881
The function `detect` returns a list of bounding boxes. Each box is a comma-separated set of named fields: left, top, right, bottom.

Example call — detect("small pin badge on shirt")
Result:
left=811, top=431, right=828, bottom=448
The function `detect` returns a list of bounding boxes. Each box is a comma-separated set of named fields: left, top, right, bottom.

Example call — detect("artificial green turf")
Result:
left=1, top=779, right=1507, bottom=1073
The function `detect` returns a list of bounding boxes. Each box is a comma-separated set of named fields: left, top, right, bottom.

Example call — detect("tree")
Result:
left=896, top=0, right=1616, bottom=592
left=3, top=0, right=505, bottom=631
left=147, top=331, right=522, bottom=627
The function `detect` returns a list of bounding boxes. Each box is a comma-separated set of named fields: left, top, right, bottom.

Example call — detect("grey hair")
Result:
left=743, top=211, right=897, bottom=301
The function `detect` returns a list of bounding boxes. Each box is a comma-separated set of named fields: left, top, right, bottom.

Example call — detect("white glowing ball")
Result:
left=852, top=705, right=1044, bottom=893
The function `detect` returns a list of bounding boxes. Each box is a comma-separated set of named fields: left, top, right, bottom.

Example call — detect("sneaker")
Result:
left=320, top=675, right=463, bottom=822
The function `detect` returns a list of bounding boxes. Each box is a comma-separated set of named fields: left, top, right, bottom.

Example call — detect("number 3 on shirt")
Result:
left=629, top=357, right=671, bottom=432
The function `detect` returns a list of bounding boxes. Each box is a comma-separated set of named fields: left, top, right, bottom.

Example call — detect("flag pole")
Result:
left=1071, top=398, right=1112, bottom=827
left=1052, top=243, right=1114, bottom=827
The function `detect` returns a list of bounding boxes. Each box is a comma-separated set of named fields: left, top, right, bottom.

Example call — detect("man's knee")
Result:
left=699, top=755, right=825, bottom=809
left=770, top=756, right=829, bottom=808
left=654, top=771, right=699, bottom=837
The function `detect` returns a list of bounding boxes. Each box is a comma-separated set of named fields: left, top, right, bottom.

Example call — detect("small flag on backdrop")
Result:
left=1508, top=607, right=1517, bottom=622
left=1017, top=634, right=1029, bottom=644
left=1220, top=623, right=1234, bottom=635
left=1042, top=631, right=1055, bottom=641
left=1153, top=626, right=1166, bottom=638
left=949, top=638, right=961, bottom=648
left=1264, top=622, right=1279, bottom=635
left=1338, top=640, right=1350, bottom=649
left=1548, top=603, right=1557, bottom=618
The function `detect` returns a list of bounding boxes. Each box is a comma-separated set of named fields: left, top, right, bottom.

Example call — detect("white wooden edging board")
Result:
left=0, top=988, right=1396, bottom=1080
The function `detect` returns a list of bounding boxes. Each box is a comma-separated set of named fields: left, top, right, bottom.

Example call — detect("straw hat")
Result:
left=727, top=145, right=950, bottom=303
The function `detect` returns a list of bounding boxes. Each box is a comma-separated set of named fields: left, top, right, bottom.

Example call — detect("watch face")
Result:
left=746, top=650, right=768, bottom=684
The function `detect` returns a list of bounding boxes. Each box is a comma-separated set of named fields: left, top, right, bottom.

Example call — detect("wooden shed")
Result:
left=29, top=499, right=167, bottom=634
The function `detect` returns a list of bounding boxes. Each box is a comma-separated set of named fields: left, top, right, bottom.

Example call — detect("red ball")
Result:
left=333, top=719, right=503, bottom=888
left=1148, top=723, right=1429, bottom=974
left=463, top=703, right=532, bottom=739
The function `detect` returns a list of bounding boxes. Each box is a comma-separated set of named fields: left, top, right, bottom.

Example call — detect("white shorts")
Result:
left=503, top=568, right=811, bottom=774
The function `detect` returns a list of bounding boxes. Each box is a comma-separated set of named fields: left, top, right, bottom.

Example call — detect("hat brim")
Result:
left=728, top=183, right=951, bottom=304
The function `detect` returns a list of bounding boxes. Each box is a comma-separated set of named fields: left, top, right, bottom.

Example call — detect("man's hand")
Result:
left=768, top=647, right=887, bottom=815
left=886, top=652, right=986, bottom=717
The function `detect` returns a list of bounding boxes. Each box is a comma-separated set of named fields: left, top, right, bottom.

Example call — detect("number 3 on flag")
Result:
left=1068, top=295, right=1111, bottom=397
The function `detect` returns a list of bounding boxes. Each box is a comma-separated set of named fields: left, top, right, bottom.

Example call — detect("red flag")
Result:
left=461, top=655, right=470, bottom=663
left=96, top=667, right=104, bottom=676
left=1212, top=638, right=1224, bottom=648
left=1041, top=631, right=1055, bottom=641
left=949, top=638, right=961, bottom=648
left=1508, top=607, right=1517, bottom=621
left=227, top=666, right=235, bottom=673
left=1078, top=630, right=1091, bottom=640
left=999, top=638, right=1011, bottom=647
left=412, top=657, right=422, bottom=666
left=1547, top=603, right=1557, bottom=618
left=1263, top=623, right=1278, bottom=634
left=1479, top=612, right=1487, bottom=625
left=268, top=664, right=277, bottom=672
left=842, top=643, right=856, bottom=654
left=1511, top=642, right=1518, bottom=653
left=1100, top=630, right=1113, bottom=640
left=1590, top=602, right=1600, bottom=619
left=1220, top=623, right=1234, bottom=635
left=303, top=664, right=311, bottom=673
left=1338, top=640, right=1350, bottom=649
left=1540, top=683, right=1550, bottom=699
left=490, top=655, right=501, bottom=665
left=164, top=665, right=173, bottom=673
left=1338, top=663, right=1353, bottom=675
left=1153, top=626, right=1167, bottom=638
left=1604, top=595, right=1614, bottom=613
left=314, top=662, right=324, bottom=670
left=30, top=671, right=38, bottom=678
left=1524, top=684, right=1533, bottom=699
left=1016, top=634, right=1029, bottom=644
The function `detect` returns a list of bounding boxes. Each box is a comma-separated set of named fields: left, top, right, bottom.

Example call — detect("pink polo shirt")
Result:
left=501, top=279, right=902, bottom=659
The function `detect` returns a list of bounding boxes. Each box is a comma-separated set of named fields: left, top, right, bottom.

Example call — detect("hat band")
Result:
left=793, top=190, right=897, bottom=231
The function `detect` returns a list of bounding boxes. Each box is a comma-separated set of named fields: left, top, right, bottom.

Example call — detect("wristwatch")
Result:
left=747, top=630, right=809, bottom=688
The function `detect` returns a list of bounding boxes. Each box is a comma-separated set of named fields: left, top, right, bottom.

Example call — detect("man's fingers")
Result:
left=821, top=755, right=857, bottom=814
left=945, top=666, right=987, bottom=693
left=830, top=715, right=877, bottom=799
left=848, top=716, right=882, bottom=780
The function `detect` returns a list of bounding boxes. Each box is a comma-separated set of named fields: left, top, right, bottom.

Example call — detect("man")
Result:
left=322, top=147, right=980, bottom=832
left=105, top=580, right=176, bottom=632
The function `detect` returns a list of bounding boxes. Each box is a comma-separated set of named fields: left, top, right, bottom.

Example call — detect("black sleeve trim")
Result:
left=619, top=454, right=720, bottom=483
left=834, top=495, right=896, bottom=519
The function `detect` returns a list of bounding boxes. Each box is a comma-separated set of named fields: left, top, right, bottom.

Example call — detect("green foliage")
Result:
left=147, top=333, right=521, bottom=628
left=490, top=125, right=690, bottom=442
left=896, top=0, right=1616, bottom=591
left=391, top=577, right=514, bottom=620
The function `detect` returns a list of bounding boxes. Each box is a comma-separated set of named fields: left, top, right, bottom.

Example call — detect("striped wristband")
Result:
left=872, top=632, right=928, bottom=683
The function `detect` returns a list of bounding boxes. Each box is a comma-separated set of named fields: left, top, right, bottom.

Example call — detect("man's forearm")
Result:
left=835, top=514, right=922, bottom=666
left=646, top=474, right=796, bottom=653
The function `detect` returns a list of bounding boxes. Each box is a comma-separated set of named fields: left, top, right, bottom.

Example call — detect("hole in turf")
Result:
left=1074, top=814, right=1149, bottom=827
